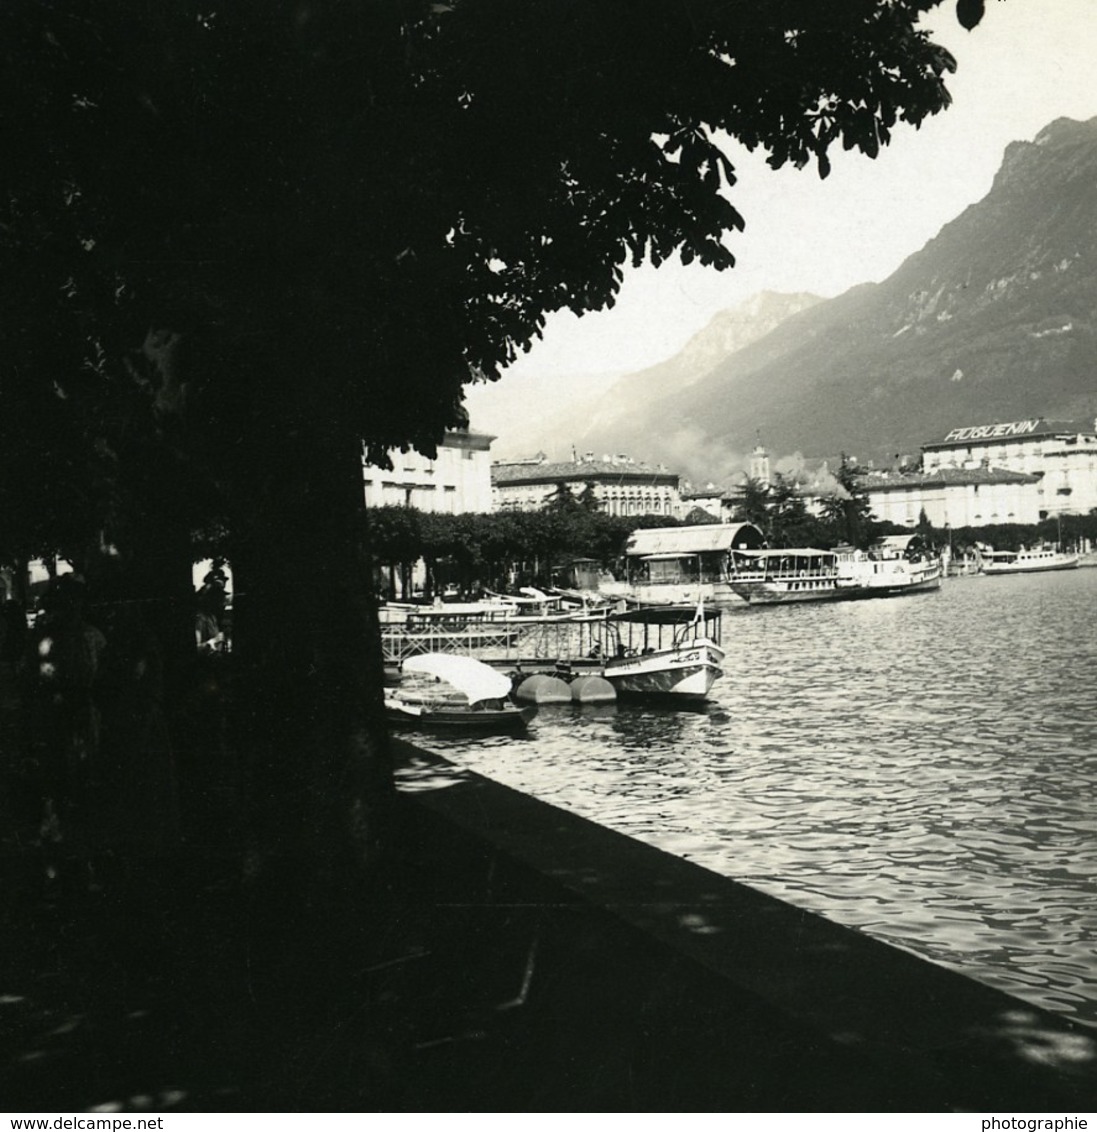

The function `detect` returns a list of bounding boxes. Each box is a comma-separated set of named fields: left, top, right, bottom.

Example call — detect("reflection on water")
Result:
left=395, top=569, right=1097, bottom=1028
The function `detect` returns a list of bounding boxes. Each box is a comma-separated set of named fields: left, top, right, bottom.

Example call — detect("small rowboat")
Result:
left=384, top=653, right=535, bottom=732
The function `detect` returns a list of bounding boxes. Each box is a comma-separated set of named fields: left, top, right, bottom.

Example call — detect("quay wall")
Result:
left=392, top=739, right=1096, bottom=1111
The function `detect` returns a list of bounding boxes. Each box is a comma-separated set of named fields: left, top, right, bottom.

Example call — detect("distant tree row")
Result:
left=365, top=506, right=681, bottom=598
left=369, top=453, right=958, bottom=597
left=922, top=512, right=1097, bottom=555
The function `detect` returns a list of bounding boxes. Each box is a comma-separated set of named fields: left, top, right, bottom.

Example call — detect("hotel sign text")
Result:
left=943, top=419, right=1041, bottom=443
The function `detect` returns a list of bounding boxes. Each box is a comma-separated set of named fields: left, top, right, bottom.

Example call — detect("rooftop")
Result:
left=492, top=459, right=679, bottom=486
left=625, top=522, right=764, bottom=557
left=858, top=467, right=1042, bottom=491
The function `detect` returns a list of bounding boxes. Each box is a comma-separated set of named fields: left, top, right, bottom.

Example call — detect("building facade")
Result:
left=362, top=429, right=495, bottom=514
left=921, top=417, right=1097, bottom=519
left=858, top=467, right=1043, bottom=529
left=856, top=417, right=1097, bottom=529
left=491, top=454, right=680, bottom=516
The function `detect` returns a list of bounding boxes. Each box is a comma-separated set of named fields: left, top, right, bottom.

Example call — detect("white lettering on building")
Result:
left=943, top=419, right=1040, bottom=443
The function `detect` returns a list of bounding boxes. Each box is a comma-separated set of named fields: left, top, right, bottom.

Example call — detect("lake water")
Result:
left=397, top=568, right=1097, bottom=1029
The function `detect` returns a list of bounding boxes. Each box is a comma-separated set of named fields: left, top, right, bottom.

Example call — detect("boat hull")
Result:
left=384, top=696, right=535, bottom=732
left=729, top=579, right=840, bottom=605
left=835, top=562, right=943, bottom=599
left=835, top=577, right=942, bottom=599
left=982, top=556, right=1079, bottom=575
left=603, top=639, right=724, bottom=700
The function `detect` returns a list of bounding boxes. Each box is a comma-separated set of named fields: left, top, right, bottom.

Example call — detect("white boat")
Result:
left=481, top=587, right=567, bottom=618
left=835, top=535, right=943, bottom=598
left=607, top=522, right=766, bottom=606
left=385, top=653, right=535, bottom=732
left=727, top=548, right=841, bottom=605
left=576, top=603, right=725, bottom=701
left=981, top=546, right=1080, bottom=575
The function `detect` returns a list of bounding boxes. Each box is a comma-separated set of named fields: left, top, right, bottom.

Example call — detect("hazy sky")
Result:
left=466, top=0, right=1097, bottom=436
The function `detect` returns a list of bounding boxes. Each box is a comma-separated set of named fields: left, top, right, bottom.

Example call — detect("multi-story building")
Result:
left=362, top=429, right=496, bottom=514
left=858, top=466, right=1043, bottom=529
left=921, top=417, right=1097, bottom=518
left=858, top=416, right=1097, bottom=528
left=491, top=453, right=680, bottom=516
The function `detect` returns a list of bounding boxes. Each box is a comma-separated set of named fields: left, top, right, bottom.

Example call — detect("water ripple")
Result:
left=406, top=569, right=1097, bottom=1028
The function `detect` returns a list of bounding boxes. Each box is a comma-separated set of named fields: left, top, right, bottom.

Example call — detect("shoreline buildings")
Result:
left=859, top=417, right=1097, bottom=528
left=362, top=429, right=495, bottom=514
left=491, top=453, right=680, bottom=517
left=360, top=415, right=1097, bottom=538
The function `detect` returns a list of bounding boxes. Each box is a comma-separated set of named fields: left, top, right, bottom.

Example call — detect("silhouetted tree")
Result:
left=732, top=478, right=773, bottom=532
left=544, top=482, right=581, bottom=513
left=577, top=482, right=602, bottom=514
left=0, top=1, right=967, bottom=880
left=820, top=456, right=877, bottom=548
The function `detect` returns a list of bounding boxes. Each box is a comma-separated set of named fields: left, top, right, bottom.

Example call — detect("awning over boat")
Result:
left=611, top=604, right=721, bottom=625
left=872, top=534, right=923, bottom=553
left=731, top=547, right=835, bottom=559
left=625, top=522, right=764, bottom=558
left=402, top=654, right=512, bottom=704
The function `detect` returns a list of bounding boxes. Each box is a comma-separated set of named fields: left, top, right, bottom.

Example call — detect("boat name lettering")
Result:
left=943, top=419, right=1040, bottom=443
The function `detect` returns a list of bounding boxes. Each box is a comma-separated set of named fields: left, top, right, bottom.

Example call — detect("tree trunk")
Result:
left=122, top=515, right=196, bottom=705
left=231, top=429, right=394, bottom=897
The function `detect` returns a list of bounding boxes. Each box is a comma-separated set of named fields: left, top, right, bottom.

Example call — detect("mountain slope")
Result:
left=482, top=290, right=821, bottom=462
left=567, top=290, right=822, bottom=452
left=573, top=116, right=1097, bottom=475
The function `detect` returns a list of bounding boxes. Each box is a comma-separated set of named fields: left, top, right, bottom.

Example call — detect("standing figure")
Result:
left=195, top=560, right=228, bottom=651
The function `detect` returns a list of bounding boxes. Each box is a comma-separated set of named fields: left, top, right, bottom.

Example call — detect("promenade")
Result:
left=1, top=738, right=1094, bottom=1112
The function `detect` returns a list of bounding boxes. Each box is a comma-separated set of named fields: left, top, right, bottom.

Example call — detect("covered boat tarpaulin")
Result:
left=402, top=654, right=512, bottom=704
left=872, top=534, right=925, bottom=554
left=624, top=523, right=764, bottom=558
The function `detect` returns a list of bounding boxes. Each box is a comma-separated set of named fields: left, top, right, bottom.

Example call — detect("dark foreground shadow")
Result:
left=1, top=742, right=1095, bottom=1112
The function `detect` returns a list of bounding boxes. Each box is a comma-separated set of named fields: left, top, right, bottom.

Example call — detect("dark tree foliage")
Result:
left=732, top=479, right=774, bottom=532
left=577, top=483, right=602, bottom=514
left=821, top=455, right=877, bottom=549
left=0, top=1, right=967, bottom=874
left=731, top=475, right=831, bottom=548
left=938, top=514, right=1097, bottom=556
left=543, top=482, right=580, bottom=513
left=367, top=506, right=669, bottom=594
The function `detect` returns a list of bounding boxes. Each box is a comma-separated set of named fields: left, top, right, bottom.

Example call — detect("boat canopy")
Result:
left=609, top=603, right=721, bottom=625
left=625, top=522, right=764, bottom=558
left=732, top=547, right=835, bottom=559
left=402, top=654, right=512, bottom=704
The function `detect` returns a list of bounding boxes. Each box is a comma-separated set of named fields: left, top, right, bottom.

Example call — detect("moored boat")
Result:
left=727, top=548, right=841, bottom=605
left=603, top=522, right=765, bottom=606
left=835, top=534, right=943, bottom=599
left=576, top=603, right=725, bottom=701
left=481, top=587, right=567, bottom=618
left=385, top=653, right=535, bottom=731
left=981, top=546, right=1080, bottom=574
